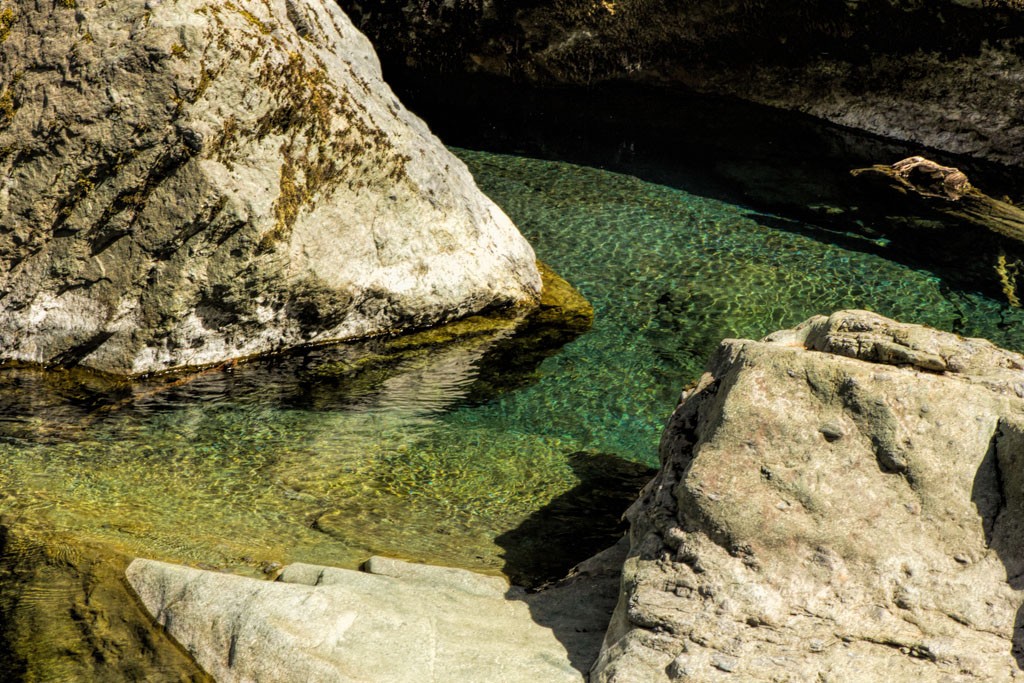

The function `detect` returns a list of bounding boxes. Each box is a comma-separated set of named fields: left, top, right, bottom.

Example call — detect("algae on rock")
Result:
left=0, top=0, right=540, bottom=375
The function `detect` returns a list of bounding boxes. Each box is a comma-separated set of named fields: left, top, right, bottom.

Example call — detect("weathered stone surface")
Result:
left=126, top=555, right=602, bottom=682
left=593, top=310, right=1024, bottom=682
left=0, top=0, right=540, bottom=375
left=341, top=0, right=1024, bottom=165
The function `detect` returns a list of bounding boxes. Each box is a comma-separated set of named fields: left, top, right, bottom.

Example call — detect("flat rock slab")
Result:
left=127, top=556, right=586, bottom=682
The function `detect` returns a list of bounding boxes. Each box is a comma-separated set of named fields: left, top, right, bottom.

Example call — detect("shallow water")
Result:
left=2, top=145, right=1024, bottom=597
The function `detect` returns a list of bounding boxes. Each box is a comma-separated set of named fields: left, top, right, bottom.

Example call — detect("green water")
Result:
left=3, top=149, right=1024, bottom=590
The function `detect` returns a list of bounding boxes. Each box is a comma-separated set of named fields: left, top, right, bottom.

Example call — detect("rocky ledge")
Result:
left=341, top=0, right=1024, bottom=165
left=0, top=0, right=540, bottom=375
left=593, top=310, right=1024, bottom=681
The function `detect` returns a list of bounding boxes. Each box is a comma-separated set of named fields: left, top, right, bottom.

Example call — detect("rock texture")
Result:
left=126, top=554, right=614, bottom=682
left=0, top=0, right=540, bottom=375
left=341, top=0, right=1024, bottom=165
left=593, top=310, right=1024, bottom=682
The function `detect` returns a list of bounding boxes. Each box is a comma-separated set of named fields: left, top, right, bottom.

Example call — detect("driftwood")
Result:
left=852, top=156, right=1024, bottom=305
left=852, top=156, right=1024, bottom=243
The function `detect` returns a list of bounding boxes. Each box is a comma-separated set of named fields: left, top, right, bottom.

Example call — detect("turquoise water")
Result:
left=2, top=149, right=1024, bottom=589
left=456, top=149, right=1024, bottom=453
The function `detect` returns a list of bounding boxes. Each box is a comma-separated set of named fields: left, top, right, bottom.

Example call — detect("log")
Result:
left=851, top=156, right=1024, bottom=306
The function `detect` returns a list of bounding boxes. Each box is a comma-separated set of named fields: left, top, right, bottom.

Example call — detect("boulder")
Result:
left=593, top=310, right=1024, bottom=682
left=126, top=554, right=611, bottom=682
left=0, top=0, right=540, bottom=375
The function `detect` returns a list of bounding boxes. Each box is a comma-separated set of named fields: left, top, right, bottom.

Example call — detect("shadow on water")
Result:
left=0, top=297, right=591, bottom=444
left=494, top=451, right=654, bottom=675
left=495, top=450, right=653, bottom=588
left=972, top=419, right=1024, bottom=669
left=385, top=69, right=1024, bottom=305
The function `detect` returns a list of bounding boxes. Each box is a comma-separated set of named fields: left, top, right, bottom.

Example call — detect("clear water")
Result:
left=2, top=147, right=1024, bottom=592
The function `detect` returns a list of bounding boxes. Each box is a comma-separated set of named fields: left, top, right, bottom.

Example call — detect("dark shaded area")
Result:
left=972, top=419, right=1024, bottom=670
left=493, top=452, right=652, bottom=677
left=513, top=539, right=629, bottom=677
left=495, top=450, right=653, bottom=588
left=0, top=289, right=590, bottom=444
left=0, top=525, right=28, bottom=683
left=338, top=0, right=1024, bottom=82
left=380, top=69, right=1024, bottom=305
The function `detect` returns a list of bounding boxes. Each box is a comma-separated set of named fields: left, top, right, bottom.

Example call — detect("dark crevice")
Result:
left=55, top=277, right=112, bottom=297
left=973, top=418, right=1024, bottom=669
left=973, top=427, right=1006, bottom=547
left=50, top=331, right=116, bottom=369
left=87, top=142, right=196, bottom=256
left=89, top=229, right=130, bottom=257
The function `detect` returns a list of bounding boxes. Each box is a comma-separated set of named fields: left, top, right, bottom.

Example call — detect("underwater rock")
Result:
left=0, top=520, right=210, bottom=682
left=0, top=0, right=540, bottom=375
left=126, top=555, right=605, bottom=682
left=593, top=310, right=1024, bottom=682
left=339, top=0, right=1024, bottom=165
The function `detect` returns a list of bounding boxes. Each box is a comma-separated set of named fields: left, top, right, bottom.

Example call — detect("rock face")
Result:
left=341, top=0, right=1024, bottom=165
left=0, top=0, right=540, bottom=375
left=593, top=311, right=1024, bottom=682
left=126, top=555, right=612, bottom=682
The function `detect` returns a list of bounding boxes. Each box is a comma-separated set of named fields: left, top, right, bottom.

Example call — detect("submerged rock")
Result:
left=0, top=520, right=210, bottom=682
left=0, top=0, right=540, bottom=375
left=594, top=310, right=1024, bottom=682
left=126, top=554, right=619, bottom=682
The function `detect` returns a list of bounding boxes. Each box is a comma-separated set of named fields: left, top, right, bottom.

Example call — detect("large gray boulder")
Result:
left=594, top=310, right=1024, bottom=682
left=0, top=0, right=540, bottom=375
left=126, top=554, right=618, bottom=682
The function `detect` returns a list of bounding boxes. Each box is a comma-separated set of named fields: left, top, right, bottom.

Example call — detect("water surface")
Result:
left=2, top=145, right=1024, bottom=592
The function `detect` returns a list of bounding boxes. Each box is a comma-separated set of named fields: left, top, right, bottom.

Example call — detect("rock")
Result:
left=0, top=520, right=210, bottom=682
left=341, top=0, right=1024, bottom=165
left=0, top=0, right=540, bottom=375
left=126, top=555, right=602, bottom=682
left=593, top=310, right=1024, bottom=682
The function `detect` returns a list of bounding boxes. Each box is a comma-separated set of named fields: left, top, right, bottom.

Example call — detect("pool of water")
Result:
left=3, top=143, right=1024, bottom=597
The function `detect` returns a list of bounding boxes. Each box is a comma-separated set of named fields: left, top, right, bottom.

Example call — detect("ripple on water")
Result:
left=2, top=150, right=1024, bottom=590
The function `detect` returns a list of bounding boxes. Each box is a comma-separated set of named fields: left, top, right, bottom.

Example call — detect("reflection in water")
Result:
left=3, top=149, right=1024, bottom=609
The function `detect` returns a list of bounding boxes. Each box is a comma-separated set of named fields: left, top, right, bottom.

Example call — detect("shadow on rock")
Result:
left=974, top=417, right=1024, bottom=670
left=495, top=451, right=654, bottom=676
